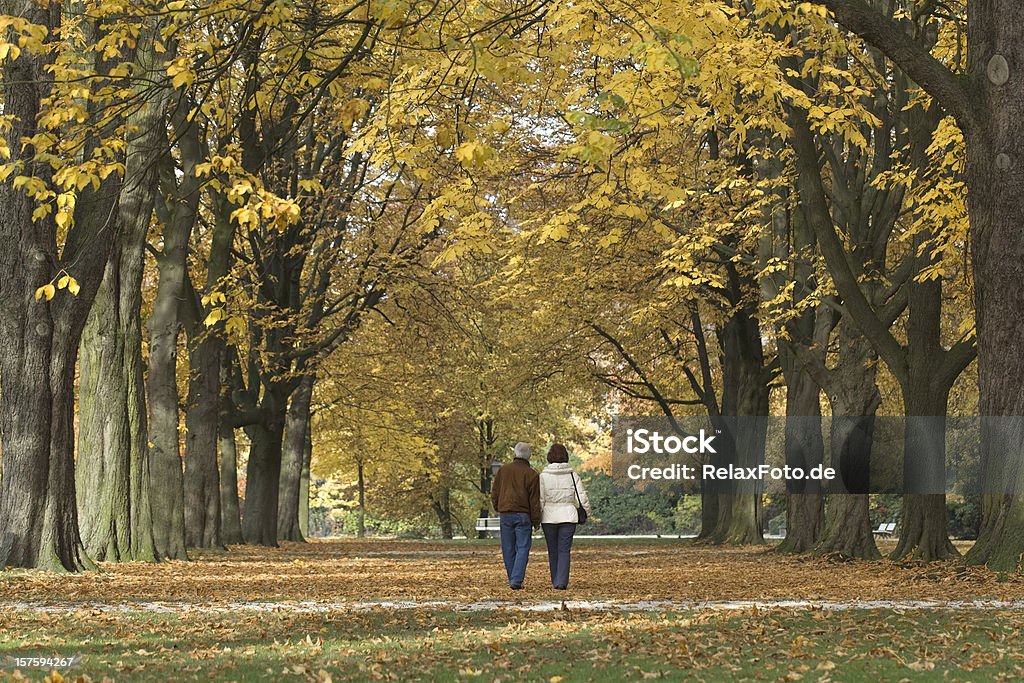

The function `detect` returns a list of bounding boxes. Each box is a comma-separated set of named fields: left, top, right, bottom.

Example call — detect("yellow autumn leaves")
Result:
left=34, top=271, right=81, bottom=302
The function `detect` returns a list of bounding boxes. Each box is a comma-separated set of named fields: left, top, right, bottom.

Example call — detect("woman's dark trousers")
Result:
left=542, top=522, right=577, bottom=588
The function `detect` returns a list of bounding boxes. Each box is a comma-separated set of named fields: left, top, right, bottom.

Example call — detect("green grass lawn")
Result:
left=3, top=606, right=1024, bottom=682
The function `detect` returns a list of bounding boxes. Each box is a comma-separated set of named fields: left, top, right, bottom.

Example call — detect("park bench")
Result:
left=873, top=521, right=897, bottom=538
left=475, top=517, right=501, bottom=538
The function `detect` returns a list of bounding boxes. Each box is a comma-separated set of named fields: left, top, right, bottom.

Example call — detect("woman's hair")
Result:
left=547, top=443, right=569, bottom=464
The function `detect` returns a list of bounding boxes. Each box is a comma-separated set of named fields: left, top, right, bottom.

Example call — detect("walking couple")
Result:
left=490, top=442, right=592, bottom=590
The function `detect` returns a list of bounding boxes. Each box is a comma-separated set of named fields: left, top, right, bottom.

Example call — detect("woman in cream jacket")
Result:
left=538, top=444, right=591, bottom=589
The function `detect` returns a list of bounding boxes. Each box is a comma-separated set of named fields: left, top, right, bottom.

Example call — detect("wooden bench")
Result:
left=475, top=517, right=501, bottom=538
left=873, top=521, right=897, bottom=538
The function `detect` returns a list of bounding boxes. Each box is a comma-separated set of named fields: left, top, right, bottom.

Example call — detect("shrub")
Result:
left=947, top=497, right=982, bottom=540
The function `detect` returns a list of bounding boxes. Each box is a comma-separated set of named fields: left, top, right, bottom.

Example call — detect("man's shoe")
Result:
left=510, top=583, right=523, bottom=590
left=553, top=585, right=567, bottom=590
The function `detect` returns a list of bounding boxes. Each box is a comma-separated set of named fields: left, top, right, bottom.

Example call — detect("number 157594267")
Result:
left=4, top=654, right=81, bottom=670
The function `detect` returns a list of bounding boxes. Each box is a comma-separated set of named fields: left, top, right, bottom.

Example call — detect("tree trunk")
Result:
left=725, top=417, right=767, bottom=545
left=76, top=245, right=156, bottom=562
left=696, top=478, right=720, bottom=541
left=816, top=415, right=881, bottom=560
left=242, top=390, right=287, bottom=545
left=146, top=227, right=189, bottom=560
left=278, top=374, right=314, bottom=542
left=891, top=270, right=958, bottom=561
left=43, top=334, right=98, bottom=571
left=777, top=348, right=825, bottom=553
left=814, top=322, right=882, bottom=559
left=146, top=94, right=204, bottom=561
left=892, top=374, right=957, bottom=561
left=770, top=194, right=825, bottom=553
left=183, top=334, right=223, bottom=549
left=0, top=12, right=117, bottom=570
left=778, top=401, right=827, bottom=557
left=961, top=2, right=1024, bottom=571
left=477, top=417, right=495, bottom=539
left=74, top=51, right=164, bottom=562
left=719, top=289, right=768, bottom=545
left=699, top=417, right=734, bottom=543
left=357, top=460, right=366, bottom=538
left=183, top=186, right=238, bottom=549
left=147, top=288, right=188, bottom=561
left=299, top=416, right=311, bottom=538
left=893, top=493, right=956, bottom=561
left=218, top=415, right=244, bottom=546
left=0, top=315, right=97, bottom=571
left=818, top=492, right=879, bottom=561
left=433, top=488, right=454, bottom=539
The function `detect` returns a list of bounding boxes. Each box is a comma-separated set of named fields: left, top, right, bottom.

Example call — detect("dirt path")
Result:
left=5, top=597, right=1024, bottom=614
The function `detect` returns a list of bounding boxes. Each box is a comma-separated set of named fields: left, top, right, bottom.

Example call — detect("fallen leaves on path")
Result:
left=0, top=539, right=1020, bottom=606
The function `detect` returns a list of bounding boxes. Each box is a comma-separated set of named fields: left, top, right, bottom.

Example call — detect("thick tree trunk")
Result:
left=779, top=480, right=824, bottom=553
left=816, top=415, right=880, bottom=560
left=771, top=194, right=825, bottom=552
left=147, top=237, right=189, bottom=560
left=242, top=390, right=287, bottom=545
left=76, top=250, right=156, bottom=562
left=0, top=14, right=117, bottom=570
left=1, top=319, right=97, bottom=571
left=696, top=478, right=719, bottom=541
left=962, top=3, right=1024, bottom=572
left=814, top=323, right=882, bottom=559
left=891, top=272, right=958, bottom=562
left=146, top=94, right=204, bottom=561
left=146, top=221, right=190, bottom=561
left=183, top=334, right=223, bottom=549
left=0, top=277, right=59, bottom=569
left=893, top=493, right=956, bottom=561
left=74, top=24, right=164, bottom=565
left=43, top=334, right=98, bottom=571
left=777, top=351, right=825, bottom=553
left=279, top=374, right=314, bottom=542
left=182, top=187, right=238, bottom=549
left=725, top=415, right=767, bottom=545
left=892, top=375, right=957, bottom=561
left=699, top=418, right=734, bottom=543
left=719, top=294, right=768, bottom=545
left=710, top=490, right=734, bottom=544
left=818, top=492, right=880, bottom=561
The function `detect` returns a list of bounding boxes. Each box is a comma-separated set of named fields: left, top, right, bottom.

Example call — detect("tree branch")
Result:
left=587, top=322, right=685, bottom=433
left=819, top=0, right=977, bottom=131
left=789, top=106, right=911, bottom=386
